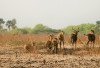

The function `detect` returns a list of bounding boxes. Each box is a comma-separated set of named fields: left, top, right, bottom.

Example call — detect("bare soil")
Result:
left=0, top=45, right=100, bottom=68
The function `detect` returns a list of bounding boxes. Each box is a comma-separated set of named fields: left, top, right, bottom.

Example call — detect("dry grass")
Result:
left=0, top=34, right=100, bottom=52
left=0, top=34, right=100, bottom=68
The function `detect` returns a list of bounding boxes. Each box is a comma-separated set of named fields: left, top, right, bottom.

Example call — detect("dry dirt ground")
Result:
left=0, top=34, right=100, bottom=68
left=0, top=44, right=100, bottom=68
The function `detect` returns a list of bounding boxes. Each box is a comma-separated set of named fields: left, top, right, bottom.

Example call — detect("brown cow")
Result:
left=24, top=42, right=35, bottom=53
left=58, top=31, right=64, bottom=49
left=52, top=38, right=58, bottom=53
left=46, top=34, right=54, bottom=52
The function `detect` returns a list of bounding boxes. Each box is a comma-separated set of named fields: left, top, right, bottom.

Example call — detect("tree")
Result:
left=11, top=19, right=17, bottom=29
left=0, top=18, right=5, bottom=29
left=95, top=21, right=100, bottom=34
left=63, top=23, right=95, bottom=34
left=6, top=19, right=17, bottom=30
left=96, top=21, right=100, bottom=25
left=6, top=20, right=12, bottom=30
left=32, top=24, right=60, bottom=34
left=32, top=24, right=49, bottom=34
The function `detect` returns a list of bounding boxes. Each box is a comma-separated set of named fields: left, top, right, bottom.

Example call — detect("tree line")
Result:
left=0, top=18, right=100, bottom=34
left=0, top=18, right=17, bottom=30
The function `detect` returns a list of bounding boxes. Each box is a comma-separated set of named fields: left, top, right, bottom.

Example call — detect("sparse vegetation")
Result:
left=0, top=18, right=100, bottom=68
left=0, top=18, right=100, bottom=35
left=0, top=34, right=100, bottom=68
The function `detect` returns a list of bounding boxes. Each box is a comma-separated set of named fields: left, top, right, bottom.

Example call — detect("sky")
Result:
left=0, top=0, right=100, bottom=29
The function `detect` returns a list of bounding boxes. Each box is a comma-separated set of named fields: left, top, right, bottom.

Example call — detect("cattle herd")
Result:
left=24, top=28, right=96, bottom=54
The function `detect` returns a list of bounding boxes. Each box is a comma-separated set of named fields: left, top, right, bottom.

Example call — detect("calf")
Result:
left=46, top=34, right=54, bottom=52
left=52, top=38, right=58, bottom=54
left=24, top=42, right=35, bottom=53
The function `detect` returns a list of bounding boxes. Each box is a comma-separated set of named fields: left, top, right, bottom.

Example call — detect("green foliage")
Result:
left=11, top=19, right=17, bottom=29
left=32, top=24, right=60, bottom=34
left=22, top=27, right=32, bottom=33
left=0, top=29, right=7, bottom=34
left=96, top=21, right=100, bottom=25
left=62, top=25, right=74, bottom=34
left=7, top=23, right=100, bottom=34
left=6, top=20, right=12, bottom=30
left=1, top=18, right=100, bottom=34
left=63, top=23, right=96, bottom=34
left=0, top=18, right=5, bottom=29
left=6, top=19, right=17, bottom=30
left=0, top=18, right=5, bottom=25
left=77, top=24, right=95, bottom=34
left=9, top=28, right=22, bottom=34
left=9, top=28, right=31, bottom=34
left=11, top=19, right=16, bottom=25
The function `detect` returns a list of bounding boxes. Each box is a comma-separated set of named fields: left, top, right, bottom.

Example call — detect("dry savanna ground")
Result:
left=0, top=34, right=100, bottom=68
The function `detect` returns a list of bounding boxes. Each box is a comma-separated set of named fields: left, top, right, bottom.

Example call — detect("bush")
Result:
left=32, top=24, right=60, bottom=34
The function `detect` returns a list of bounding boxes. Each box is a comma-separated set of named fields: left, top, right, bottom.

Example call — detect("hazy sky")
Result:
left=0, top=0, right=100, bottom=29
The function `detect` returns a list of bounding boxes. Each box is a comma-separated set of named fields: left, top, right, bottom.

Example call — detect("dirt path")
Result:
left=0, top=45, right=100, bottom=68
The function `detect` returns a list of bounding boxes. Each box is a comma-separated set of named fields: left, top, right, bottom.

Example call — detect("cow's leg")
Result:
left=60, top=41, right=61, bottom=49
left=75, top=42, right=76, bottom=50
left=56, top=45, right=58, bottom=54
left=90, top=41, right=93, bottom=48
left=72, top=42, right=74, bottom=50
left=92, top=41, right=95, bottom=48
left=71, top=40, right=74, bottom=46
left=87, top=41, right=89, bottom=45
left=71, top=39, right=73, bottom=46
left=87, top=41, right=90, bottom=47
left=53, top=46, right=55, bottom=53
left=71, top=41, right=74, bottom=49
left=63, top=41, right=64, bottom=49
